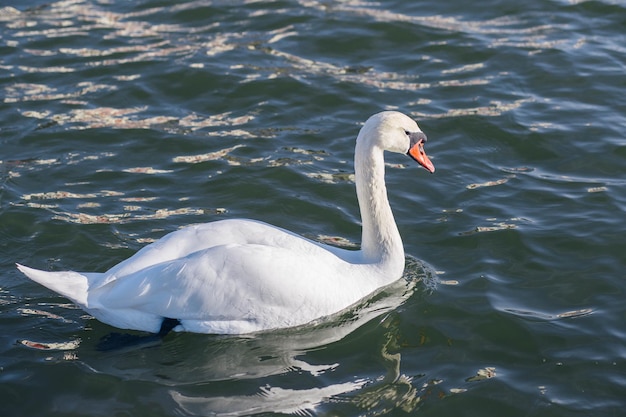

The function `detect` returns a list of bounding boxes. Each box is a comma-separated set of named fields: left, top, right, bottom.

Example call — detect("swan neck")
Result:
left=355, top=139, right=404, bottom=269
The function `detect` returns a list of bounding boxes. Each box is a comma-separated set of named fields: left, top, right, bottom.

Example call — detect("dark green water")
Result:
left=1, top=0, right=625, bottom=415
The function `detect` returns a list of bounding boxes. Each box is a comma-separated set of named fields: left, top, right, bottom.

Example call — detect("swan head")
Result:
left=359, top=111, right=435, bottom=173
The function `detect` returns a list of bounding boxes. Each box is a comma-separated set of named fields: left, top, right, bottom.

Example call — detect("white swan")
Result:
left=17, top=111, right=435, bottom=335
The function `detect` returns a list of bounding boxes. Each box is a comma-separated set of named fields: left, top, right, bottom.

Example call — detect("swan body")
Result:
left=17, top=111, right=435, bottom=334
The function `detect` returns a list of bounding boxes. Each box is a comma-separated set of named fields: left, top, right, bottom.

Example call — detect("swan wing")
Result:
left=90, top=243, right=370, bottom=334
left=105, top=219, right=335, bottom=280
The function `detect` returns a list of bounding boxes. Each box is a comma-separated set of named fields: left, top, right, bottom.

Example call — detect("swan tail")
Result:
left=16, top=263, right=90, bottom=307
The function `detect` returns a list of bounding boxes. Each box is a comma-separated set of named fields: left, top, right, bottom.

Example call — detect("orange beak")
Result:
left=408, top=140, right=435, bottom=173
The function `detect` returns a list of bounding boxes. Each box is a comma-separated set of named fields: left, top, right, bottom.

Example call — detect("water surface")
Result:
left=1, top=0, right=625, bottom=415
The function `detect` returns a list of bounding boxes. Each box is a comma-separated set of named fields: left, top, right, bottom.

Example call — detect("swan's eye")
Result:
left=404, top=130, right=410, bottom=136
